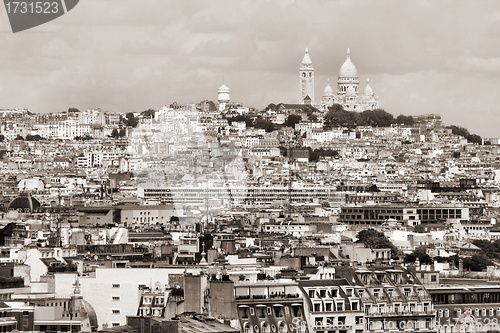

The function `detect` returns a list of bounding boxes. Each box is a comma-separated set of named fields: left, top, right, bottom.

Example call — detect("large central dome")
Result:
left=339, top=48, right=358, bottom=78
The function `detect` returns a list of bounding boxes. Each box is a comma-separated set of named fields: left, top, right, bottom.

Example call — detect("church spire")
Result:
left=346, top=47, right=351, bottom=59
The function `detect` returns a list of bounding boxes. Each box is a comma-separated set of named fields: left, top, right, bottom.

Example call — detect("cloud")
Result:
left=0, top=0, right=499, bottom=136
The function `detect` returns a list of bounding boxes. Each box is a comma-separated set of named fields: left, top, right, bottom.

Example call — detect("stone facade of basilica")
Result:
left=299, top=48, right=380, bottom=112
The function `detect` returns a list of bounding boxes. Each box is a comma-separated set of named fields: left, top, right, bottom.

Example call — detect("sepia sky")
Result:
left=0, top=0, right=500, bottom=137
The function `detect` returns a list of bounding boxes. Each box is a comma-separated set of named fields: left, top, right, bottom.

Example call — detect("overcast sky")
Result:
left=0, top=0, right=499, bottom=137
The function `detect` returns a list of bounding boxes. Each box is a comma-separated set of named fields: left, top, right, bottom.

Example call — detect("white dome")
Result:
left=323, top=80, right=334, bottom=96
left=339, top=48, right=358, bottom=78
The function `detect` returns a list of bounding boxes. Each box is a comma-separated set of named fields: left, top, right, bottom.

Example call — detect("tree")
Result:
left=68, top=108, right=80, bottom=113
left=324, top=108, right=357, bottom=129
left=448, top=125, right=483, bottom=144
left=356, top=229, right=399, bottom=258
left=110, top=128, right=120, bottom=138
left=309, top=114, right=318, bottom=122
left=404, top=246, right=433, bottom=265
left=254, top=117, right=274, bottom=132
left=15, top=135, right=24, bottom=140
left=463, top=254, right=493, bottom=271
left=26, top=134, right=42, bottom=141
left=395, top=114, right=414, bottom=125
left=0, top=135, right=4, bottom=142
left=141, top=109, right=156, bottom=118
left=358, top=109, right=394, bottom=127
left=226, top=115, right=253, bottom=128
left=285, top=114, right=302, bottom=129
left=122, top=113, right=138, bottom=127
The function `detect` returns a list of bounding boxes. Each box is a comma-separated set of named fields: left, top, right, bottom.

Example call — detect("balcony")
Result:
left=235, top=293, right=300, bottom=301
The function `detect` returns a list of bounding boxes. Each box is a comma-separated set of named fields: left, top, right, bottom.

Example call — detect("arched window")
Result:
left=302, top=73, right=306, bottom=78
left=278, top=322, right=287, bottom=333
left=261, top=322, right=271, bottom=333
left=244, top=323, right=253, bottom=333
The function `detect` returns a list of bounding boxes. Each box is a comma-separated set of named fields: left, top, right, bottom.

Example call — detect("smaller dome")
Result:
left=323, top=79, right=334, bottom=96
left=364, top=78, right=374, bottom=96
left=82, top=299, right=98, bottom=329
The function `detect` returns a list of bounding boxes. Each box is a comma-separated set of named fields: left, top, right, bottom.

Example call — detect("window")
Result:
left=112, top=284, right=120, bottom=288
left=315, top=317, right=323, bottom=327
left=431, top=275, right=437, bottom=282
left=336, top=302, right=343, bottom=311
left=351, top=302, right=358, bottom=311
left=338, top=316, right=346, bottom=326
left=325, top=303, right=332, bottom=311
left=320, top=290, right=326, bottom=298
left=112, top=310, right=120, bottom=314
left=112, top=296, right=120, bottom=301
left=314, top=303, right=321, bottom=312
left=309, top=290, right=315, bottom=298
left=112, top=323, right=120, bottom=327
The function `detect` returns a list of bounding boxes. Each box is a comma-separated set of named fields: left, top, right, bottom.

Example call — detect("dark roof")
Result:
left=8, top=194, right=40, bottom=211
left=298, top=278, right=350, bottom=287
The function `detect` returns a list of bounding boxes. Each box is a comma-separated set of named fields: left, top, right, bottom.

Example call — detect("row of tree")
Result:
left=448, top=125, right=486, bottom=145
left=404, top=244, right=495, bottom=272
left=355, top=230, right=497, bottom=272
left=324, top=104, right=415, bottom=129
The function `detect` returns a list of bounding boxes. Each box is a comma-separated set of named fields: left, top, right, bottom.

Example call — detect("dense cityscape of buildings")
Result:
left=0, top=47, right=498, bottom=333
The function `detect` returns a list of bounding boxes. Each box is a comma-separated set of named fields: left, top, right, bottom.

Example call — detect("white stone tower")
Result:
left=218, top=83, right=230, bottom=111
left=299, top=47, right=314, bottom=105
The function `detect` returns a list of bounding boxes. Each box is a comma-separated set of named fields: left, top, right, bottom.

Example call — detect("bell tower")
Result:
left=299, top=47, right=314, bottom=105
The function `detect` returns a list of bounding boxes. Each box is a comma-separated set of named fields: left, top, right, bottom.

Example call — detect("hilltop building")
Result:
left=299, top=48, right=380, bottom=111
left=218, top=83, right=230, bottom=112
